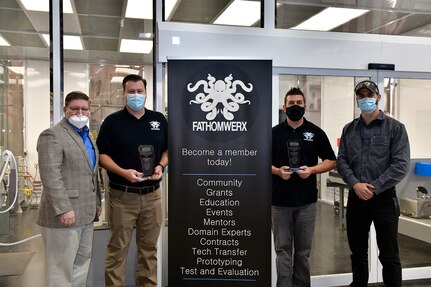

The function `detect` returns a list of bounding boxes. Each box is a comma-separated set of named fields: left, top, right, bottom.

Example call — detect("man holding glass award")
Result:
left=97, top=74, right=168, bottom=287
left=272, top=87, right=336, bottom=287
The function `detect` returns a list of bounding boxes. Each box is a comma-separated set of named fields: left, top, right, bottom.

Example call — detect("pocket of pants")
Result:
left=393, top=197, right=400, bottom=217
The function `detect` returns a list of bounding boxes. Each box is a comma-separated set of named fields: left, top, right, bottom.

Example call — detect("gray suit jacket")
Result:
left=36, top=118, right=101, bottom=228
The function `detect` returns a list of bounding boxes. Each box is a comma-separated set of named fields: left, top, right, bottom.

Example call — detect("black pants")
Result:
left=346, top=188, right=401, bottom=287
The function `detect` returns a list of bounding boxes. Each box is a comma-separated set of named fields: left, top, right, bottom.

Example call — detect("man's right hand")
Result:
left=59, top=210, right=76, bottom=228
left=122, top=169, right=146, bottom=183
left=278, top=166, right=293, bottom=181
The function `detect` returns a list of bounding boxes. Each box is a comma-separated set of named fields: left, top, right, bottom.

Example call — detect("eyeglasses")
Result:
left=67, top=107, right=90, bottom=113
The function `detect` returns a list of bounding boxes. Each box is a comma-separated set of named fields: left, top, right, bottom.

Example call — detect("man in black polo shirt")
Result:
left=272, top=87, right=336, bottom=287
left=97, top=74, right=168, bottom=287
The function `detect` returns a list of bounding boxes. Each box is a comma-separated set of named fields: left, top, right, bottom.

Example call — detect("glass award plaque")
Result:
left=286, top=140, right=301, bottom=172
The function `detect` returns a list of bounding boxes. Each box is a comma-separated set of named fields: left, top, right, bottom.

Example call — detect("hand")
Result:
left=297, top=165, right=311, bottom=179
left=122, top=169, right=146, bottom=183
left=59, top=210, right=76, bottom=228
left=148, top=164, right=163, bottom=181
left=278, top=166, right=293, bottom=181
left=353, top=182, right=375, bottom=201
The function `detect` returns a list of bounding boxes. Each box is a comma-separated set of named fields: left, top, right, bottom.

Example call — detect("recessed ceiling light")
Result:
left=165, top=0, right=179, bottom=20
left=125, top=0, right=152, bottom=19
left=19, top=0, right=74, bottom=13
left=7, top=66, right=24, bottom=75
left=120, top=39, right=153, bottom=54
left=42, top=34, right=83, bottom=50
left=64, top=35, right=83, bottom=50
left=214, top=0, right=261, bottom=26
left=0, top=35, right=10, bottom=46
left=138, top=33, right=153, bottom=39
left=292, top=7, right=369, bottom=31
left=110, top=76, right=124, bottom=83
left=115, top=67, right=140, bottom=75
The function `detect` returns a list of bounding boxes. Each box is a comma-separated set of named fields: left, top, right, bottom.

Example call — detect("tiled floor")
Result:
left=0, top=202, right=430, bottom=286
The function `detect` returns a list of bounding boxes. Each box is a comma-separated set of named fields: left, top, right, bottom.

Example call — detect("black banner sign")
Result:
left=168, top=59, right=272, bottom=287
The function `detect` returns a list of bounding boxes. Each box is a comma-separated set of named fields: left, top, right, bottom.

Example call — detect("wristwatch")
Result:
left=157, top=163, right=165, bottom=172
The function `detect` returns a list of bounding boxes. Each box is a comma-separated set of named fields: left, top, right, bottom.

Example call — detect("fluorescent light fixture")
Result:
left=41, top=34, right=49, bottom=46
left=111, top=76, right=125, bottom=83
left=42, top=34, right=83, bottom=50
left=292, top=7, right=369, bottom=31
left=65, top=72, right=86, bottom=78
left=8, top=66, right=24, bottom=75
left=214, top=0, right=261, bottom=26
left=125, top=0, right=152, bottom=19
left=64, top=35, right=83, bottom=50
left=115, top=67, right=140, bottom=75
left=120, top=39, right=153, bottom=54
left=42, top=34, right=49, bottom=46
left=138, top=32, right=153, bottom=39
left=19, top=0, right=73, bottom=13
left=0, top=35, right=10, bottom=46
left=165, top=0, right=179, bottom=20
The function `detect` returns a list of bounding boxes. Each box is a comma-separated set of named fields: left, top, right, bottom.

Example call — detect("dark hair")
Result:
left=284, top=87, right=305, bottom=104
left=65, top=91, right=89, bottom=107
left=122, top=74, right=147, bottom=91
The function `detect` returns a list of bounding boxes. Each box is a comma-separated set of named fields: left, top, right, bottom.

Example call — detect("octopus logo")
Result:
left=303, top=132, right=314, bottom=141
left=188, top=74, right=253, bottom=121
left=150, top=121, right=160, bottom=130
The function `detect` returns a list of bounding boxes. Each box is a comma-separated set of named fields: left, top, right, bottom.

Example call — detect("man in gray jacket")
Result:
left=337, top=80, right=410, bottom=287
left=37, top=91, right=101, bottom=287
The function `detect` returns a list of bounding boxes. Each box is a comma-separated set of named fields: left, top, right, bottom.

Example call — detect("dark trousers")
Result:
left=346, top=188, right=401, bottom=287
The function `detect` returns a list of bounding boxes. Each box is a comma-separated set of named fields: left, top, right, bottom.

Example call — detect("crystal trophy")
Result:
left=287, top=140, right=302, bottom=172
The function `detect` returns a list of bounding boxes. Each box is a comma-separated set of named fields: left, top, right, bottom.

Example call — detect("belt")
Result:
left=109, top=182, right=159, bottom=195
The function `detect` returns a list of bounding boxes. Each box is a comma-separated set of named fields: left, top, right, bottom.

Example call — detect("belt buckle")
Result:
left=139, top=185, right=151, bottom=195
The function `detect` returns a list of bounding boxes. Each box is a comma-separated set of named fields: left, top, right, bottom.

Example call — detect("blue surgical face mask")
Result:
left=358, top=97, right=377, bottom=114
left=127, top=93, right=145, bottom=111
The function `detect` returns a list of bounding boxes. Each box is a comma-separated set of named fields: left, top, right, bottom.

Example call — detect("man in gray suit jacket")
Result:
left=37, top=91, right=101, bottom=287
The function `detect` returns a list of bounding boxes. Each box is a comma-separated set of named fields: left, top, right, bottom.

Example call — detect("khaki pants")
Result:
left=105, top=187, right=162, bottom=287
left=40, top=223, right=94, bottom=287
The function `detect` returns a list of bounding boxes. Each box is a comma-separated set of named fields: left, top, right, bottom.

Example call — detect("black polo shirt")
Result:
left=272, top=119, right=336, bottom=207
left=96, top=108, right=168, bottom=187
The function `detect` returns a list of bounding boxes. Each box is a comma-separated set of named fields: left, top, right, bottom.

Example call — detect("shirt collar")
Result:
left=284, top=117, right=308, bottom=130
left=358, top=110, right=385, bottom=127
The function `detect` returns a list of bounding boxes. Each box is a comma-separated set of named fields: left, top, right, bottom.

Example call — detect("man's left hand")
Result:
left=148, top=164, right=163, bottom=181
left=297, top=165, right=311, bottom=179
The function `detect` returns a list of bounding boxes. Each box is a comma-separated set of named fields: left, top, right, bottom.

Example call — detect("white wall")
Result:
left=25, top=62, right=90, bottom=178
left=321, top=77, right=355, bottom=154
left=25, top=60, right=50, bottom=179
left=158, top=22, right=431, bottom=73
left=64, top=63, right=89, bottom=96
left=398, top=78, right=431, bottom=158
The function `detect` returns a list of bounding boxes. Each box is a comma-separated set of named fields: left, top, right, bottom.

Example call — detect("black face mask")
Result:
left=285, top=105, right=305, bottom=122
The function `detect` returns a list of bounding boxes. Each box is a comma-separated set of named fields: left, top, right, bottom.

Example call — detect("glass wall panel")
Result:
left=385, top=77, right=431, bottom=270
left=0, top=2, right=50, bottom=286
left=278, top=73, right=431, bottom=281
left=164, top=0, right=263, bottom=27
left=0, top=61, right=24, bottom=155
left=278, top=74, right=353, bottom=276
left=1, top=0, right=157, bottom=285
left=275, top=0, right=431, bottom=38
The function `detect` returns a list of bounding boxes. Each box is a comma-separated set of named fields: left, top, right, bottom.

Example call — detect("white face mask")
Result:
left=69, top=115, right=89, bottom=129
